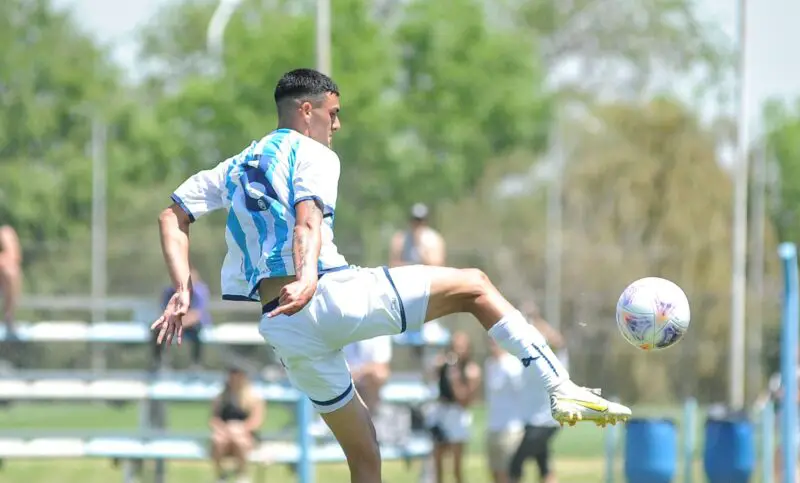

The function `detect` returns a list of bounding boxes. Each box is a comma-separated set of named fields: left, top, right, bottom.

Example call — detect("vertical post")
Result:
left=297, top=397, right=314, bottom=483
left=748, top=142, right=766, bottom=403
left=779, top=243, right=798, bottom=483
left=207, top=0, right=243, bottom=63
left=603, top=397, right=619, bottom=483
left=315, top=0, right=331, bottom=75
left=761, top=400, right=775, bottom=483
left=682, top=398, right=697, bottom=483
left=729, top=0, right=749, bottom=411
left=90, top=116, right=107, bottom=373
left=545, top=112, right=564, bottom=330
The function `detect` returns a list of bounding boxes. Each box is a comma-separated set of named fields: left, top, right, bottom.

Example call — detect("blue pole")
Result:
left=762, top=400, right=775, bottom=483
left=779, top=242, right=798, bottom=483
left=297, top=397, right=314, bottom=483
left=682, top=398, right=697, bottom=483
left=604, top=397, right=619, bottom=483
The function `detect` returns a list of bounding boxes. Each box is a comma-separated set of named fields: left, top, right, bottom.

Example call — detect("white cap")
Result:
left=410, top=203, right=429, bottom=220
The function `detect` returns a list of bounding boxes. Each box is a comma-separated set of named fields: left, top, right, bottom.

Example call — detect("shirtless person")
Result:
left=0, top=225, right=21, bottom=339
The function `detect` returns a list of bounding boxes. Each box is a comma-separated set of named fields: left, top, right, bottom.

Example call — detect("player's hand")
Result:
left=151, top=290, right=191, bottom=346
left=267, top=278, right=317, bottom=318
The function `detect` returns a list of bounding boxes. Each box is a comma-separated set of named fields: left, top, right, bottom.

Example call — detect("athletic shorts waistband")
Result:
left=260, top=266, right=350, bottom=315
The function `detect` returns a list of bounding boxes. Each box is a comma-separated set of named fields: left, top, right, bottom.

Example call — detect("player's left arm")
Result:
left=268, top=148, right=340, bottom=317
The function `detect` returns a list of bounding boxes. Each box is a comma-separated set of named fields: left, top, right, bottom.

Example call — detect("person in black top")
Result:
left=429, top=331, right=481, bottom=483
left=210, top=367, right=264, bottom=483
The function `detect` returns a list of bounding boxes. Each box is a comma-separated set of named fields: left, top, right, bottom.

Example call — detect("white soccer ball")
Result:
left=616, top=277, right=691, bottom=351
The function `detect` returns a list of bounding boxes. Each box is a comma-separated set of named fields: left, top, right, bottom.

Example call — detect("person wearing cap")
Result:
left=389, top=203, right=446, bottom=268
left=209, top=366, right=264, bottom=483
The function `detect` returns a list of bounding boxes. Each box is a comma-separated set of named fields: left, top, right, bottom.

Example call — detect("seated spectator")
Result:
left=210, top=366, right=264, bottom=483
left=343, top=335, right=393, bottom=414
left=154, top=266, right=211, bottom=371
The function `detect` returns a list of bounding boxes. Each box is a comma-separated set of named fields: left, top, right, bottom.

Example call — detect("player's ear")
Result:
left=300, top=101, right=314, bottom=119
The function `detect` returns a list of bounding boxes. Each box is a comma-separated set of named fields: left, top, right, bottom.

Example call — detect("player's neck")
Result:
left=276, top=122, right=309, bottom=137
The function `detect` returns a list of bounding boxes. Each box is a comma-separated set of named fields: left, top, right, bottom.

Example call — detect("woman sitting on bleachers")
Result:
left=210, top=366, right=264, bottom=483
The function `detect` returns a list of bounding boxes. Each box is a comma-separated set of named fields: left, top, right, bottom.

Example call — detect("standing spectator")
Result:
left=430, top=331, right=481, bottom=483
left=389, top=203, right=445, bottom=268
left=389, top=203, right=448, bottom=483
left=485, top=338, right=525, bottom=483
left=210, top=366, right=264, bottom=483
left=509, top=303, right=566, bottom=483
left=755, top=353, right=800, bottom=483
left=343, top=335, right=393, bottom=414
left=0, top=225, right=21, bottom=340
left=154, top=266, right=211, bottom=371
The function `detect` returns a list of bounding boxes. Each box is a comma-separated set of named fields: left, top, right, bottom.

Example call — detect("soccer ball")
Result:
left=616, top=277, right=691, bottom=351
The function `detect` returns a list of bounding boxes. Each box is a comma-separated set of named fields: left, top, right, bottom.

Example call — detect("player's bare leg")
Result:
left=320, top=392, right=381, bottom=483
left=421, top=266, right=631, bottom=427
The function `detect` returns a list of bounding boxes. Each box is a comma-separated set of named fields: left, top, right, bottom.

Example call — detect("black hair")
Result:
left=274, top=68, right=339, bottom=109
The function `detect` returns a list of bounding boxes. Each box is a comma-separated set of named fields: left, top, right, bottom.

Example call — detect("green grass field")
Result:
left=0, top=402, right=745, bottom=482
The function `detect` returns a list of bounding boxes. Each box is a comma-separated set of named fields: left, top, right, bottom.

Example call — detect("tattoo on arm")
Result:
left=293, top=201, right=323, bottom=281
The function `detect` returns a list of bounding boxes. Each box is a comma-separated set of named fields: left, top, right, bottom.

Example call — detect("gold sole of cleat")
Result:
left=554, top=412, right=630, bottom=428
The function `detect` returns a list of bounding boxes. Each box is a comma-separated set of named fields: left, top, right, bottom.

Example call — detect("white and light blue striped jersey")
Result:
left=171, top=128, right=349, bottom=301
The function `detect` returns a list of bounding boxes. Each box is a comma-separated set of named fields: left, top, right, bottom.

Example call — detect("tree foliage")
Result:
left=3, top=0, right=762, bottom=401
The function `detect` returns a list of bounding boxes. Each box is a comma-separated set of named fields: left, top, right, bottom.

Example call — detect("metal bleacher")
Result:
left=0, top=310, right=450, bottom=483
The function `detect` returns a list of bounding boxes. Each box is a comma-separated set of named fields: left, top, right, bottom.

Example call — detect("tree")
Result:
left=763, top=99, right=800, bottom=245
left=137, top=0, right=552, bottom=264
left=504, top=0, right=732, bottom=103
left=0, top=0, right=127, bottom=291
left=436, top=98, right=756, bottom=402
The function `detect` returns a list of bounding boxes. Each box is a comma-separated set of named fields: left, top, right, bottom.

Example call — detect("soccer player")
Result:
left=151, top=68, right=631, bottom=483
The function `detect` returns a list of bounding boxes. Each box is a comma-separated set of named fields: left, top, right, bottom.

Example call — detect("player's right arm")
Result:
left=159, top=160, right=230, bottom=293
left=153, top=160, right=230, bottom=344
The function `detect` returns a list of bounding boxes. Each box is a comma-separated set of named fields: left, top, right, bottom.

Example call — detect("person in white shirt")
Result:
left=509, top=304, right=566, bottom=483
left=343, top=336, right=393, bottom=414
left=485, top=338, right=525, bottom=483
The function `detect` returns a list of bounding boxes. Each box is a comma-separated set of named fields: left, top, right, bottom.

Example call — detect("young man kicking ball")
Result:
left=152, top=68, right=631, bottom=483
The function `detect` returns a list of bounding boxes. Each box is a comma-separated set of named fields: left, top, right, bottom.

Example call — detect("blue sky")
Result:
left=54, top=0, right=800, bottom=139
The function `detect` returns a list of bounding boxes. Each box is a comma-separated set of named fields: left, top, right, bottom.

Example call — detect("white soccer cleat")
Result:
left=550, top=381, right=632, bottom=428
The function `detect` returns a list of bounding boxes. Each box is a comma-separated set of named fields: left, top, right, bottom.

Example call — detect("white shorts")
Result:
left=258, top=265, right=431, bottom=413
left=429, top=403, right=473, bottom=444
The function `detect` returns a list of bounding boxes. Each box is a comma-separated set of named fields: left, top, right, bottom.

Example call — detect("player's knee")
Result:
left=455, top=268, right=491, bottom=309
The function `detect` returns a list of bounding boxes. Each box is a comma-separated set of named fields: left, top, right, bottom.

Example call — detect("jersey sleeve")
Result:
left=292, top=143, right=340, bottom=217
left=171, top=159, right=232, bottom=222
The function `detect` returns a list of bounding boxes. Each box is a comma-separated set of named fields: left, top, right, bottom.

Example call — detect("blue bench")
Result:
left=0, top=371, right=437, bottom=404
left=0, top=433, right=433, bottom=463
left=0, top=322, right=450, bottom=346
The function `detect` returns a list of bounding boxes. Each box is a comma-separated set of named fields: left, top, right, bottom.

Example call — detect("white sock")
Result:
left=487, top=310, right=569, bottom=391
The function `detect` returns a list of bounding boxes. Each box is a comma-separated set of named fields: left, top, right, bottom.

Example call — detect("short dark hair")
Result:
left=274, top=68, right=339, bottom=107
